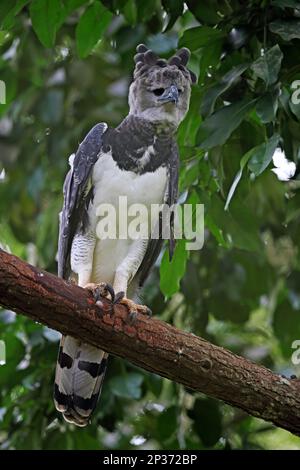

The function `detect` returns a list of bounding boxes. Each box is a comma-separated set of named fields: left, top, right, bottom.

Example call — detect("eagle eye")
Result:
left=152, top=88, right=165, bottom=96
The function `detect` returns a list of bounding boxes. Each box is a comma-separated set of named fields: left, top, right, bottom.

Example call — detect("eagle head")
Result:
left=128, top=44, right=197, bottom=130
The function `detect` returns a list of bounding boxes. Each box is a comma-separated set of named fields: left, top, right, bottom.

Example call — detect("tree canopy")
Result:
left=1, top=0, right=300, bottom=450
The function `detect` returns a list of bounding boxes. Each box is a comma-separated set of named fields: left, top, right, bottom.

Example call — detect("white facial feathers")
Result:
left=128, top=44, right=196, bottom=129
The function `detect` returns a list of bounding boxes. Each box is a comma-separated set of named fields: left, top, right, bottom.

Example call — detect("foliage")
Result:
left=1, top=0, right=300, bottom=450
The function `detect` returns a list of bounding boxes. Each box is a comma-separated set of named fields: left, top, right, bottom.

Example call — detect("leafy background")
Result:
left=1, top=0, right=300, bottom=450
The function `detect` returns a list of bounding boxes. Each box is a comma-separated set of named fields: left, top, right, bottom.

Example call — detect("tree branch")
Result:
left=0, top=248, right=300, bottom=435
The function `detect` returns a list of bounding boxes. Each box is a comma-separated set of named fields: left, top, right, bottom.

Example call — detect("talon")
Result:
left=114, top=291, right=125, bottom=304
left=113, top=295, right=151, bottom=318
left=105, top=283, right=115, bottom=302
left=84, top=282, right=115, bottom=302
left=94, top=286, right=101, bottom=302
left=145, top=307, right=152, bottom=317
left=129, top=311, right=138, bottom=324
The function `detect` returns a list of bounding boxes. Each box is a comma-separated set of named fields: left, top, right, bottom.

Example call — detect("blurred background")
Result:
left=1, top=0, right=300, bottom=450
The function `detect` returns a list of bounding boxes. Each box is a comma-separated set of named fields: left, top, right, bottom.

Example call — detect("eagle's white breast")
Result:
left=89, top=149, right=168, bottom=284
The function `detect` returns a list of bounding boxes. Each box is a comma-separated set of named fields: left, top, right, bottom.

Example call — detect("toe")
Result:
left=128, top=311, right=138, bottom=324
left=137, top=304, right=152, bottom=317
left=145, top=306, right=152, bottom=317
left=93, top=286, right=102, bottom=302
left=84, top=283, right=101, bottom=301
left=105, top=283, right=115, bottom=302
left=114, top=291, right=125, bottom=304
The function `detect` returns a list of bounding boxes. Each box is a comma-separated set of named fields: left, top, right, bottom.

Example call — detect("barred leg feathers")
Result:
left=54, top=335, right=108, bottom=427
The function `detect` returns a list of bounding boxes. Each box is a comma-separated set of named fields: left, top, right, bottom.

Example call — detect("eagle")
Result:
left=54, top=44, right=196, bottom=426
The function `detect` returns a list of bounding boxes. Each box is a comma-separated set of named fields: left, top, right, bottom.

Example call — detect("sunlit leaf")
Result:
left=160, top=238, right=188, bottom=297
left=225, top=147, right=255, bottom=210
left=76, top=2, right=112, bottom=58
left=30, top=0, right=62, bottom=48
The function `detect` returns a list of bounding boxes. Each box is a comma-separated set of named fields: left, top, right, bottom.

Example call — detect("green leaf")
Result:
left=123, top=0, right=137, bottom=25
left=251, top=45, right=283, bottom=86
left=178, top=87, right=203, bottom=148
left=256, top=89, right=279, bottom=123
left=146, top=373, right=163, bottom=397
left=110, top=372, right=144, bottom=399
left=210, top=194, right=261, bottom=252
left=289, top=91, right=300, bottom=120
left=55, top=1, right=89, bottom=29
left=201, top=63, right=249, bottom=117
left=248, top=134, right=280, bottom=176
left=272, top=0, right=300, bottom=7
left=199, top=39, right=223, bottom=83
left=1, top=0, right=30, bottom=30
left=64, top=0, right=88, bottom=13
left=30, top=0, right=62, bottom=48
left=157, top=406, right=178, bottom=441
left=179, top=26, right=224, bottom=51
left=225, top=147, right=255, bottom=211
left=204, top=213, right=228, bottom=247
left=273, top=297, right=300, bottom=358
left=76, top=2, right=112, bottom=58
left=187, top=398, right=222, bottom=447
left=0, top=1, right=15, bottom=26
left=160, top=238, right=188, bottom=297
left=136, top=1, right=158, bottom=23
left=269, top=20, right=300, bottom=41
left=0, top=331, right=25, bottom=386
left=162, top=0, right=183, bottom=31
left=197, top=99, right=257, bottom=149
left=186, top=0, right=220, bottom=24
left=0, top=30, right=10, bottom=46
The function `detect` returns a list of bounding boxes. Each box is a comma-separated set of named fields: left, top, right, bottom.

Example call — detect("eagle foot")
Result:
left=84, top=282, right=115, bottom=303
left=113, top=292, right=152, bottom=323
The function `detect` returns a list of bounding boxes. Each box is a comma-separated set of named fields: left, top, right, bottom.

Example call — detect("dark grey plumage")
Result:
left=58, top=123, right=107, bottom=280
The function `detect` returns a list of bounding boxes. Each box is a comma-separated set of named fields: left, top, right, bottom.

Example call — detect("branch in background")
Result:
left=0, top=248, right=300, bottom=435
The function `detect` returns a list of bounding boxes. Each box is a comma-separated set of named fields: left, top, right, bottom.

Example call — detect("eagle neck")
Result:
left=117, top=115, right=176, bottom=144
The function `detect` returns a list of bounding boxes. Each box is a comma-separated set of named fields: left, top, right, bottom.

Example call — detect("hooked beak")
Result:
left=157, top=85, right=179, bottom=105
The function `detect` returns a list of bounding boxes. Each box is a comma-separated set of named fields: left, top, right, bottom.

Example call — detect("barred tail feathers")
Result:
left=54, top=335, right=108, bottom=427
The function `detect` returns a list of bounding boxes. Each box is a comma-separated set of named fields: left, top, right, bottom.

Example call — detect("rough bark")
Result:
left=0, top=248, right=300, bottom=435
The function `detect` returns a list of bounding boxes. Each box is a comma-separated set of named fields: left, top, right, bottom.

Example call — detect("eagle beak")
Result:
left=157, top=85, right=179, bottom=105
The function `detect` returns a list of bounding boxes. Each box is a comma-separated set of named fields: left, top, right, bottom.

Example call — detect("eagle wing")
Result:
left=137, top=142, right=179, bottom=287
left=58, top=123, right=107, bottom=279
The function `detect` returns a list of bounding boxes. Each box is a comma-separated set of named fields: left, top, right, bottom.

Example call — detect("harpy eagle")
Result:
left=54, top=44, right=196, bottom=426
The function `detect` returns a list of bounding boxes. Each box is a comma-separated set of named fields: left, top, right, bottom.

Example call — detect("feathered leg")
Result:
left=54, top=233, right=110, bottom=427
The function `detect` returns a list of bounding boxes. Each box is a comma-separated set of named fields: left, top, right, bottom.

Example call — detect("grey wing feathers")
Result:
left=58, top=122, right=107, bottom=279
left=166, top=142, right=179, bottom=259
left=137, top=142, right=179, bottom=287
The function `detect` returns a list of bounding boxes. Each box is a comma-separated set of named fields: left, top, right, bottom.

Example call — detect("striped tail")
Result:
left=54, top=335, right=108, bottom=427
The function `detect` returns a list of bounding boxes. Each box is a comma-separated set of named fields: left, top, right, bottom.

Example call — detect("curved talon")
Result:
left=113, top=294, right=151, bottom=319
left=84, top=282, right=115, bottom=302
left=113, top=291, right=125, bottom=304
left=145, top=307, right=152, bottom=317
left=129, top=311, right=138, bottom=324
left=105, top=283, right=115, bottom=302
